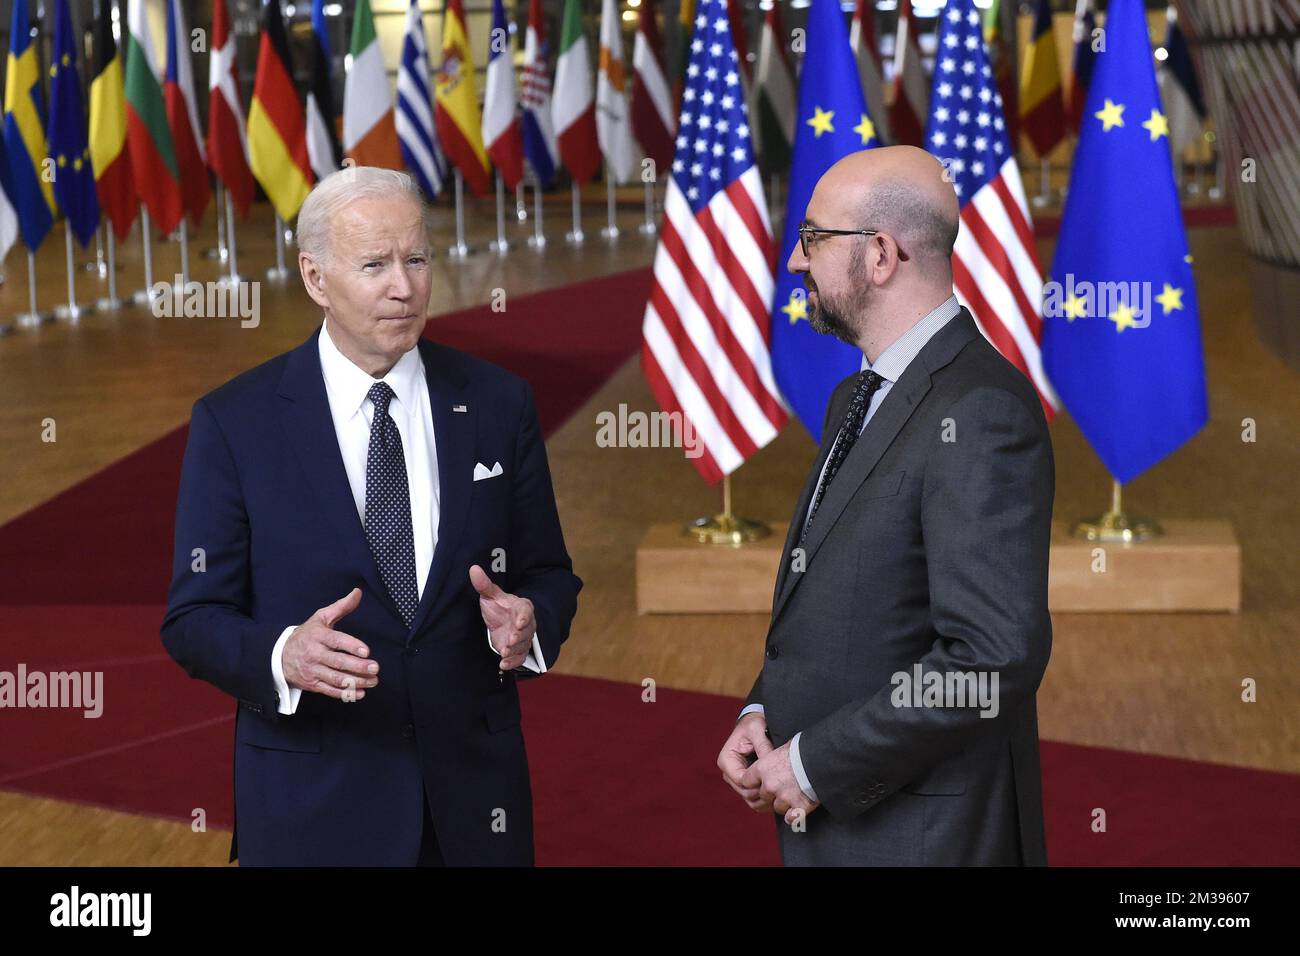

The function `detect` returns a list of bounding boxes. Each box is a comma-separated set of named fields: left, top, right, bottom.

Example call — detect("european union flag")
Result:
left=770, top=0, right=879, bottom=441
left=3, top=0, right=57, bottom=250
left=49, top=0, right=101, bottom=247
left=1042, top=0, right=1207, bottom=484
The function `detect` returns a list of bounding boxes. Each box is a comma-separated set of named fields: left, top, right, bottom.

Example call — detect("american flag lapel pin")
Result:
left=453, top=404, right=468, bottom=413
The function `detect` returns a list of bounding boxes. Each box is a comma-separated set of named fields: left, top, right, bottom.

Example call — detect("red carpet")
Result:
left=2, top=267, right=1297, bottom=865
left=0, top=269, right=650, bottom=606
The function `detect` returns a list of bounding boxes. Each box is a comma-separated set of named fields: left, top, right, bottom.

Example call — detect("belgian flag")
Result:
left=89, top=0, right=137, bottom=241
left=248, top=0, right=313, bottom=221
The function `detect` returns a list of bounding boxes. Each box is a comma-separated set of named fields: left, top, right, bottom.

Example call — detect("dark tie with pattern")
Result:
left=801, top=370, right=885, bottom=546
left=364, top=382, right=419, bottom=625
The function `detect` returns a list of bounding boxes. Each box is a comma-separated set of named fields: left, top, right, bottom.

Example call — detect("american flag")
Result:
left=926, top=0, right=1057, bottom=418
left=640, top=0, right=788, bottom=483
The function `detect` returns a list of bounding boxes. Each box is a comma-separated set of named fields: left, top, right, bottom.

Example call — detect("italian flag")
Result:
left=124, top=0, right=182, bottom=235
left=552, top=0, right=600, bottom=185
left=344, top=0, right=403, bottom=169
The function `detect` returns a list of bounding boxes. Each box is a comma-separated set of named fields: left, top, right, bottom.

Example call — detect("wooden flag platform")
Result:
left=635, top=519, right=1240, bottom=614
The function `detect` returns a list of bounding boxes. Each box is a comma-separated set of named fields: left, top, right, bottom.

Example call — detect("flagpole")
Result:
left=489, top=172, right=511, bottom=254
left=179, top=218, right=191, bottom=291
left=515, top=181, right=527, bottom=222
left=56, top=223, right=87, bottom=322
left=267, top=212, right=289, bottom=280
left=566, top=180, right=584, bottom=244
left=1033, top=156, right=1051, bottom=207
left=686, top=473, right=771, bottom=545
left=133, top=205, right=159, bottom=306
left=601, top=165, right=619, bottom=240
left=639, top=178, right=657, bottom=235
left=224, top=188, right=241, bottom=284
left=16, top=249, right=53, bottom=327
left=1072, top=479, right=1162, bottom=542
left=527, top=175, right=546, bottom=250
left=89, top=222, right=105, bottom=275
left=206, top=182, right=229, bottom=262
left=98, top=226, right=123, bottom=309
left=448, top=170, right=471, bottom=258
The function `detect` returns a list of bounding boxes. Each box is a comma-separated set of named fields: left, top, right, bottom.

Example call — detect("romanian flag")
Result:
left=89, top=0, right=138, bottom=241
left=4, top=0, right=57, bottom=249
left=434, top=0, right=491, bottom=196
left=1019, top=0, right=1067, bottom=157
left=248, top=0, right=313, bottom=221
left=125, top=0, right=183, bottom=235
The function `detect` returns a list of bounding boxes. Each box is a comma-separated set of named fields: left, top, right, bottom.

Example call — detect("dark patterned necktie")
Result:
left=801, top=370, right=885, bottom=545
left=364, top=382, right=419, bottom=625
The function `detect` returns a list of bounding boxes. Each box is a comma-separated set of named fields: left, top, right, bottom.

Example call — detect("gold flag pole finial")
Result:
left=1072, top=479, right=1164, bottom=542
left=686, top=473, right=771, bottom=546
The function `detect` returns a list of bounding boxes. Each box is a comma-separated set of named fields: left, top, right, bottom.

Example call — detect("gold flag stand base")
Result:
left=1072, top=480, right=1164, bottom=543
left=684, top=474, right=771, bottom=546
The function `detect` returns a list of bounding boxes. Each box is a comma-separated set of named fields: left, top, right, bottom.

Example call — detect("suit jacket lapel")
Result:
left=770, top=309, right=981, bottom=625
left=405, top=339, right=474, bottom=639
left=276, top=329, right=404, bottom=627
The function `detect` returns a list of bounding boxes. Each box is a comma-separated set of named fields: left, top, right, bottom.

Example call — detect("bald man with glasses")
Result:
left=717, top=146, right=1055, bottom=866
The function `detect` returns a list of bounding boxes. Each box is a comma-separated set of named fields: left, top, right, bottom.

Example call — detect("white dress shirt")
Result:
left=272, top=319, right=544, bottom=715
left=740, top=295, right=961, bottom=803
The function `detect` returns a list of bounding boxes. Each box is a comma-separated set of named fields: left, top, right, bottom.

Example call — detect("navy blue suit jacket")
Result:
left=161, top=327, right=582, bottom=865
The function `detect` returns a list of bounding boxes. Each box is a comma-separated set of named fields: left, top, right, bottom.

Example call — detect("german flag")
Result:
left=248, top=0, right=313, bottom=221
left=88, top=0, right=136, bottom=242
left=1019, top=0, right=1066, bottom=158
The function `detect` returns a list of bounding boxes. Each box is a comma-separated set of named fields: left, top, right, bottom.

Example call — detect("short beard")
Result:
left=806, top=276, right=867, bottom=347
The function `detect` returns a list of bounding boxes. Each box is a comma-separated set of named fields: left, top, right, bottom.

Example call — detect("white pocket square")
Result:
left=473, top=461, right=504, bottom=482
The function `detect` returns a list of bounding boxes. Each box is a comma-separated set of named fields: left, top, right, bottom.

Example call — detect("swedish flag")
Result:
left=3, top=0, right=57, bottom=250
left=1042, top=0, right=1208, bottom=484
left=769, top=0, right=879, bottom=441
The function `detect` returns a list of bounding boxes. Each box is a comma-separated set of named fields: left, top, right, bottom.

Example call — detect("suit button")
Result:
left=856, top=794, right=871, bottom=805
left=766, top=645, right=779, bottom=660
left=401, top=722, right=415, bottom=739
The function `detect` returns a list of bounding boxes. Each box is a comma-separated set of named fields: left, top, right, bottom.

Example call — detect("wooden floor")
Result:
left=0, top=196, right=1295, bottom=865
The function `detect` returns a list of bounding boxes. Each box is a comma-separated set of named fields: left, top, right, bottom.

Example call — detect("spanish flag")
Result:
left=3, top=0, right=57, bottom=249
left=434, top=0, right=490, bottom=196
left=248, top=0, right=313, bottom=221
left=1019, top=0, right=1066, bottom=158
left=89, top=0, right=137, bottom=241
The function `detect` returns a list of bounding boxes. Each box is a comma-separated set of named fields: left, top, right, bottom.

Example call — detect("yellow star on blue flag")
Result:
left=1042, top=0, right=1207, bottom=483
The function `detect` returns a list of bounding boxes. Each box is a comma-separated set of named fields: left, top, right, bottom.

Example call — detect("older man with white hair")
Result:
left=162, top=166, right=582, bottom=866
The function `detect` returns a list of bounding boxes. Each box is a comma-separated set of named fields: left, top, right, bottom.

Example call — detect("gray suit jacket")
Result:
left=747, top=308, right=1054, bottom=866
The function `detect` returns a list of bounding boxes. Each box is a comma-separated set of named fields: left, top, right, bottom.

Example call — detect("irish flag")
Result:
left=125, top=0, right=182, bottom=235
left=344, top=0, right=403, bottom=168
left=434, top=0, right=490, bottom=195
left=553, top=0, right=600, bottom=185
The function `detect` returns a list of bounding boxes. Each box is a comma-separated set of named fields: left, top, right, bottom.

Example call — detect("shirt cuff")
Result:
left=789, top=732, right=820, bottom=804
left=272, top=625, right=304, bottom=716
left=487, top=627, right=546, bottom=674
left=737, top=703, right=764, bottom=721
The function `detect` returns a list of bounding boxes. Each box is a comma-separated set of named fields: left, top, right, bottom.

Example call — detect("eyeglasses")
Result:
left=797, top=222, right=909, bottom=261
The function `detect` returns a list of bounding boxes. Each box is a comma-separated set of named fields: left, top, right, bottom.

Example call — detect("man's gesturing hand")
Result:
left=718, top=712, right=775, bottom=811
left=282, top=588, right=378, bottom=700
left=741, top=740, right=819, bottom=823
left=470, top=565, right=536, bottom=671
